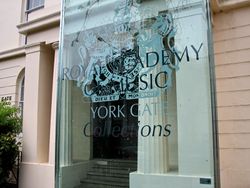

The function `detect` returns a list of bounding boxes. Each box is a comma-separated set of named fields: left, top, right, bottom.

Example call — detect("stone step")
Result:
left=75, top=184, right=125, bottom=188
left=92, top=165, right=136, bottom=173
left=77, top=184, right=128, bottom=188
left=87, top=172, right=129, bottom=183
left=94, top=160, right=137, bottom=168
left=81, top=179, right=129, bottom=188
left=77, top=160, right=136, bottom=188
left=87, top=171, right=129, bottom=178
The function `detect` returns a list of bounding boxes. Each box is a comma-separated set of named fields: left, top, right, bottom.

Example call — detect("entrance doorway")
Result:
left=92, top=99, right=138, bottom=160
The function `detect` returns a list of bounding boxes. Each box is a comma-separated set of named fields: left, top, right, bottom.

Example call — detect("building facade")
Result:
left=0, top=0, right=249, bottom=188
left=0, top=0, right=60, bottom=188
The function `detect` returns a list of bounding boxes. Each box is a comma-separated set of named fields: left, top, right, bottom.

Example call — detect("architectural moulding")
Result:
left=0, top=42, right=55, bottom=61
left=211, top=0, right=250, bottom=13
left=0, top=46, right=25, bottom=61
left=25, top=42, right=50, bottom=55
left=52, top=41, right=59, bottom=50
left=17, top=11, right=60, bottom=35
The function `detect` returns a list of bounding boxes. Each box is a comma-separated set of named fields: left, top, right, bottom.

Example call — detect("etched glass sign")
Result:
left=56, top=0, right=216, bottom=188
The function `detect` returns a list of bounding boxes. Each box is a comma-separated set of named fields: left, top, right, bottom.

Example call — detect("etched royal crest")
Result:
left=75, top=1, right=178, bottom=102
left=81, top=47, right=142, bottom=102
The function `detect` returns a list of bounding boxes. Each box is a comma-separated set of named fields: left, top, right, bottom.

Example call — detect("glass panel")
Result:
left=27, top=0, right=44, bottom=10
left=19, top=77, right=25, bottom=119
left=20, top=77, right=25, bottom=101
left=56, top=0, right=216, bottom=188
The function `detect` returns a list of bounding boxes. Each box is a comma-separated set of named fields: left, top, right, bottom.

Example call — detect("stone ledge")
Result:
left=0, top=47, right=25, bottom=61
left=212, top=0, right=250, bottom=13
left=17, top=11, right=60, bottom=35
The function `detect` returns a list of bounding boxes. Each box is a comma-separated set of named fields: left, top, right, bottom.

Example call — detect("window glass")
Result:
left=19, top=77, right=25, bottom=118
left=56, top=0, right=216, bottom=188
left=27, top=0, right=44, bottom=11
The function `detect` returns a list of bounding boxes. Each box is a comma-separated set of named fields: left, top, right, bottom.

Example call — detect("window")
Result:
left=16, top=69, right=25, bottom=119
left=27, top=0, right=44, bottom=11
left=19, top=76, right=25, bottom=119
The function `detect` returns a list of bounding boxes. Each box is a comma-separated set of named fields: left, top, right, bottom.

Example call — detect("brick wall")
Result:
left=213, top=6, right=250, bottom=188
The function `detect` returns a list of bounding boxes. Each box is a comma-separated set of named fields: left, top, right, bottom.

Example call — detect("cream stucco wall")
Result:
left=27, top=26, right=59, bottom=45
left=27, top=3, right=60, bottom=22
left=213, top=6, right=250, bottom=188
left=0, top=0, right=60, bottom=188
left=17, top=0, right=61, bottom=186
left=0, top=56, right=25, bottom=105
left=0, top=1, right=23, bottom=51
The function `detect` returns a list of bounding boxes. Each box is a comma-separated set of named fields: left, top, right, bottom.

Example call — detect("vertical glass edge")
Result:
left=205, top=0, right=220, bottom=187
left=55, top=0, right=66, bottom=187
